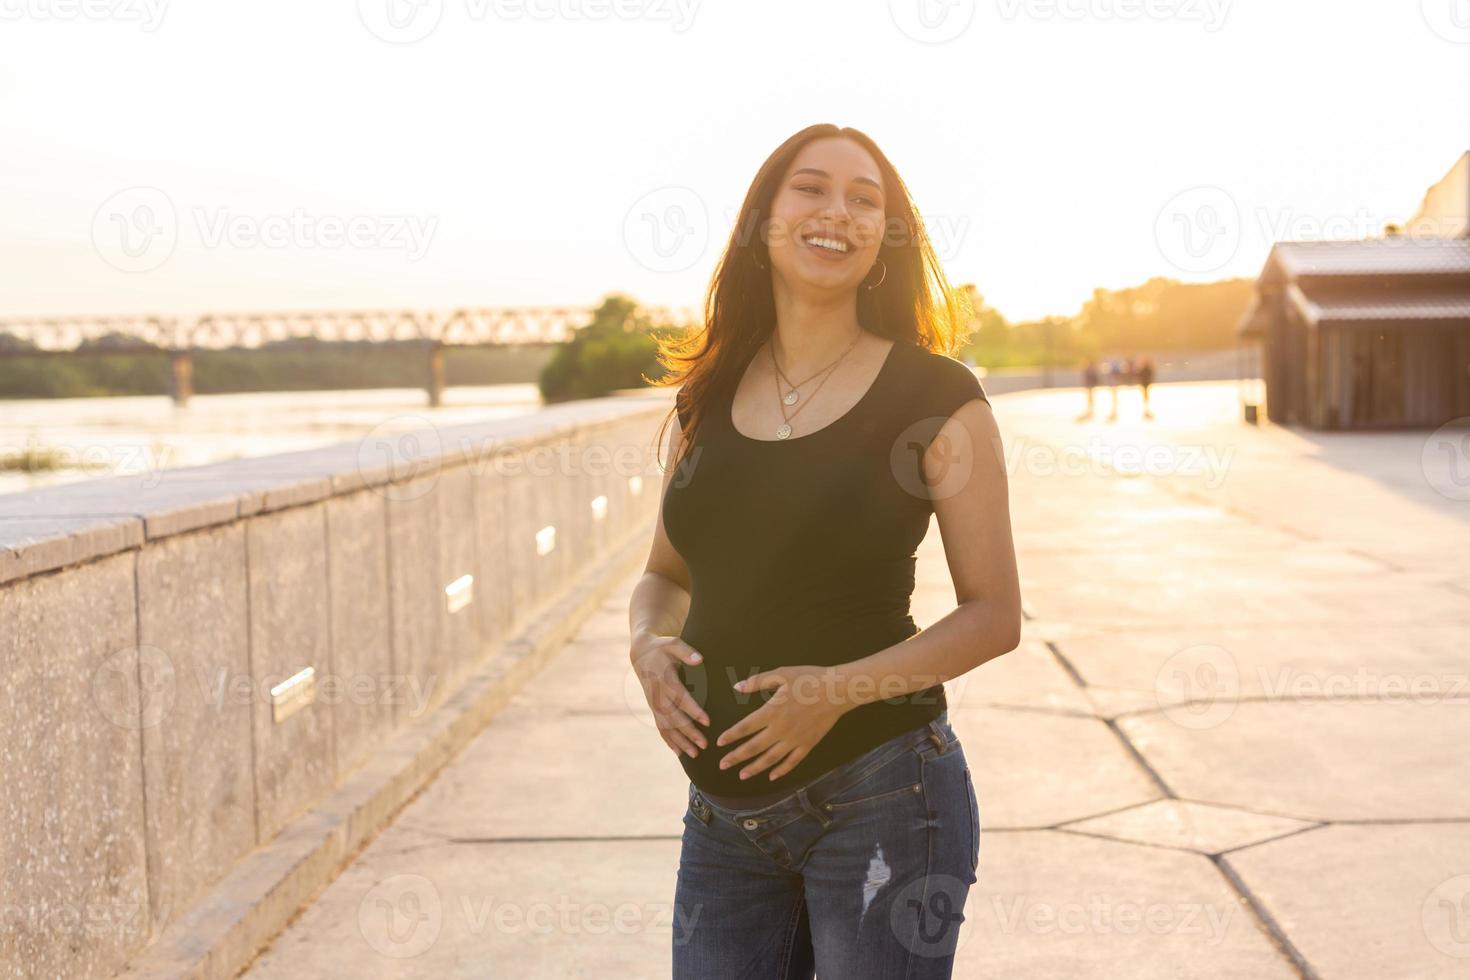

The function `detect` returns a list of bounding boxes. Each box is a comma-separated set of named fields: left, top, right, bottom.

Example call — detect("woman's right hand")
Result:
left=630, top=632, right=710, bottom=759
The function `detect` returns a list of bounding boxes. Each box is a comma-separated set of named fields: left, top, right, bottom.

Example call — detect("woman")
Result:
left=629, top=123, right=1022, bottom=979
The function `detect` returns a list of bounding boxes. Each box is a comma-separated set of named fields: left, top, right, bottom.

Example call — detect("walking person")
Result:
left=630, top=124, right=1022, bottom=979
left=1079, top=357, right=1099, bottom=420
left=1103, top=358, right=1120, bottom=421
left=1138, top=355, right=1155, bottom=420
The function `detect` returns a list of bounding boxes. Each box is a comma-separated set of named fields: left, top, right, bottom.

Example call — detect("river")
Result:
left=0, top=384, right=545, bottom=496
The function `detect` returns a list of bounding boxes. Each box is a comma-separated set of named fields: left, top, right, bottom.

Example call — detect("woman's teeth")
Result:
left=805, top=236, right=850, bottom=254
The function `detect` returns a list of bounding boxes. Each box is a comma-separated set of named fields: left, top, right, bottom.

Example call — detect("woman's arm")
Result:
left=825, top=395, right=1022, bottom=707
left=628, top=412, right=711, bottom=758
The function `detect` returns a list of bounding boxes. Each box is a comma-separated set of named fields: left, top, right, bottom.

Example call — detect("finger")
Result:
left=652, top=680, right=709, bottom=733
left=735, top=671, right=782, bottom=694
left=660, top=727, right=697, bottom=758
left=738, top=742, right=792, bottom=781
left=663, top=639, right=705, bottom=667
left=719, top=730, right=772, bottom=771
left=673, top=688, right=710, bottom=728
left=653, top=706, right=702, bottom=743
left=765, top=745, right=809, bottom=781
left=671, top=714, right=707, bottom=751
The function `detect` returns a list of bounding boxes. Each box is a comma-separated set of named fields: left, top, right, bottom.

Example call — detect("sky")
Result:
left=2, top=0, right=1468, bottom=325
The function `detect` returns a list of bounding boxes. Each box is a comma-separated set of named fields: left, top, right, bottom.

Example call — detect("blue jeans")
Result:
left=672, top=712, right=980, bottom=979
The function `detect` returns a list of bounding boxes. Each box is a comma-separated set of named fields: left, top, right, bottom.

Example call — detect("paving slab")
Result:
left=1118, top=701, right=1470, bottom=821
left=1056, top=622, right=1470, bottom=718
left=1223, top=822, right=1470, bottom=980
left=949, top=706, right=1161, bottom=829
left=243, top=837, right=683, bottom=979
left=944, top=639, right=1094, bottom=715
left=1060, top=800, right=1316, bottom=855
left=954, top=830, right=1297, bottom=978
left=392, top=706, right=689, bottom=841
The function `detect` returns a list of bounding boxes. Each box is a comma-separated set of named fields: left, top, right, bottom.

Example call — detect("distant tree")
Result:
left=1075, top=276, right=1253, bottom=351
left=539, top=294, right=686, bottom=402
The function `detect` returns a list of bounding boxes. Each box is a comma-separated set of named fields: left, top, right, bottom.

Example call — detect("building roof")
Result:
left=1263, top=237, right=1470, bottom=282
left=1286, top=282, right=1470, bottom=327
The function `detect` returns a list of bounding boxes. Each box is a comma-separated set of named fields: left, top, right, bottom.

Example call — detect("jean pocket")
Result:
left=819, top=751, right=924, bottom=811
left=964, top=765, right=980, bottom=873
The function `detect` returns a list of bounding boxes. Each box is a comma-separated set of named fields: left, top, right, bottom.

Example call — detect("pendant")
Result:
left=783, top=390, right=799, bottom=406
left=776, top=424, right=792, bottom=439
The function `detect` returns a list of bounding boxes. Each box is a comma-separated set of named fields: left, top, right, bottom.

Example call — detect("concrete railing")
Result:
left=0, top=393, right=672, bottom=979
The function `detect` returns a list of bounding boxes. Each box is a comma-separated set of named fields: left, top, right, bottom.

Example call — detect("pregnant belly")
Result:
left=676, top=658, right=769, bottom=749
left=675, top=613, right=918, bottom=736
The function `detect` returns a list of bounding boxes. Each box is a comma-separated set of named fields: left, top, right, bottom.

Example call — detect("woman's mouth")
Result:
left=802, top=232, right=854, bottom=260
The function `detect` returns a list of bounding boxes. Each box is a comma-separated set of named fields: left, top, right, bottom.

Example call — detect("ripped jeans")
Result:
left=672, top=712, right=980, bottom=979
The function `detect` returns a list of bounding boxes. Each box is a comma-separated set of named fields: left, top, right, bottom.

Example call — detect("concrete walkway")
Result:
left=240, top=381, right=1470, bottom=979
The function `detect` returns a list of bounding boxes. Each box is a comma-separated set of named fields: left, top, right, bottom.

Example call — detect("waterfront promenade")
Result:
left=223, top=379, right=1470, bottom=978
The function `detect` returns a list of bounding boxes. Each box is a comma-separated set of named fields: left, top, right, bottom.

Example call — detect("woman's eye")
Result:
left=794, top=185, right=879, bottom=208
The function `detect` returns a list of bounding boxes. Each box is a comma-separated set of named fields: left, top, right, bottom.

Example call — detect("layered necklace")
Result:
left=765, top=329, right=865, bottom=440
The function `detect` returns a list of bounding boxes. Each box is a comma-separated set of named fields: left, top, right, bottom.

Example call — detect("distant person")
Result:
left=1104, top=358, right=1121, bottom=421
left=1138, top=356, right=1155, bottom=420
left=1078, top=358, right=1099, bottom=420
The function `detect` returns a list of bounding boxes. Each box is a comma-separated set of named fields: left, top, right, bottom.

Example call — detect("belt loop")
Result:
left=926, top=720, right=946, bottom=754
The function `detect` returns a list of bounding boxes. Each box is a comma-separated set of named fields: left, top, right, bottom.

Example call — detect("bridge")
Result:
left=0, top=304, right=695, bottom=406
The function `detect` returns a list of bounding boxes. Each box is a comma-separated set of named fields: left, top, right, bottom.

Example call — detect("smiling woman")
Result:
left=628, top=123, right=1021, bottom=980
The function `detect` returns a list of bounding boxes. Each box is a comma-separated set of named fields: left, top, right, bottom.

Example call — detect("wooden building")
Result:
left=1238, top=153, right=1470, bottom=429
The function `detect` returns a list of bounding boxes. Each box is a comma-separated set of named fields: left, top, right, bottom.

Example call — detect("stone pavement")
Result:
left=239, top=381, right=1470, bottom=979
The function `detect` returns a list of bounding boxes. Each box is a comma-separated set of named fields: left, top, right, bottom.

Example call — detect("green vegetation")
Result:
left=0, top=341, right=556, bottom=399
left=537, top=294, right=686, bottom=402
left=0, top=278, right=1252, bottom=400
left=0, top=442, right=107, bottom=473
left=955, top=277, right=1254, bottom=368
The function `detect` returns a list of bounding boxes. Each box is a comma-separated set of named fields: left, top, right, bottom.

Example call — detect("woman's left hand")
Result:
left=714, top=665, right=849, bottom=782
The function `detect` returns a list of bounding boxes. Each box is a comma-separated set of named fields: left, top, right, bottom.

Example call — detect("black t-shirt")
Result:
left=662, top=337, right=990, bottom=799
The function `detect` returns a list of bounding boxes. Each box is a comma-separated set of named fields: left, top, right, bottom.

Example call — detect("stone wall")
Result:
left=0, top=395, right=670, bottom=979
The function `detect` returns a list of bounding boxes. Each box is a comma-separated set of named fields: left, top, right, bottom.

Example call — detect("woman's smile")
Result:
left=801, top=230, right=856, bottom=261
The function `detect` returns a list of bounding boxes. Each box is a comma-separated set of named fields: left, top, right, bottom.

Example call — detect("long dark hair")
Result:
left=650, top=123, right=973, bottom=470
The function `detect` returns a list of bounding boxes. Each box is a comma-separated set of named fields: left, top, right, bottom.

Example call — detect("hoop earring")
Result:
left=863, top=259, right=887, bottom=290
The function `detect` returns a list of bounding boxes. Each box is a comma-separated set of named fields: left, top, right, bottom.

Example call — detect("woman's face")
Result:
left=763, top=137, right=888, bottom=295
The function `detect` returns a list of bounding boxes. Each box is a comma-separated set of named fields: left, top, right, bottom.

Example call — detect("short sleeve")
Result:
left=932, top=356, right=990, bottom=420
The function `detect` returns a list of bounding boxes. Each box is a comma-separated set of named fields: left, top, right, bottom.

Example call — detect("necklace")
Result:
left=766, top=329, right=865, bottom=439
left=770, top=332, right=860, bottom=405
